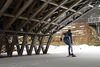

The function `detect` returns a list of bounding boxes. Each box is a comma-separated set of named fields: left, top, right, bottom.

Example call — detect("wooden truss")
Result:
left=0, top=0, right=98, bottom=56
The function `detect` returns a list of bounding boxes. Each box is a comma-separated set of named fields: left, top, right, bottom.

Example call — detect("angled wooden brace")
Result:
left=44, top=35, right=52, bottom=54
left=20, top=35, right=28, bottom=56
left=4, top=0, right=33, bottom=29
left=36, top=36, right=45, bottom=54
left=0, top=0, right=13, bottom=17
left=29, top=35, right=37, bottom=55
left=9, top=34, right=17, bottom=57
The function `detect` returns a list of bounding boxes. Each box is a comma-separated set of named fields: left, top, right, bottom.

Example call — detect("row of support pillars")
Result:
left=96, top=23, right=100, bottom=36
left=0, top=31, right=52, bottom=57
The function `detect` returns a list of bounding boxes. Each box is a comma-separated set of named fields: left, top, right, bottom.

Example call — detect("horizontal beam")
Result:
left=0, top=30, right=51, bottom=36
left=3, top=13, right=64, bottom=27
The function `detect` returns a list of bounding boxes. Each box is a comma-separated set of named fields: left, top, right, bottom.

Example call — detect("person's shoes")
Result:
left=71, top=54, right=76, bottom=57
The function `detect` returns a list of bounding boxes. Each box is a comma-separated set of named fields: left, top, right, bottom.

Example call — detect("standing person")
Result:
left=60, top=29, right=76, bottom=57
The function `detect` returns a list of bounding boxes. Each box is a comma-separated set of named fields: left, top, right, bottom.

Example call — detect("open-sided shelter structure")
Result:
left=0, top=0, right=100, bottom=57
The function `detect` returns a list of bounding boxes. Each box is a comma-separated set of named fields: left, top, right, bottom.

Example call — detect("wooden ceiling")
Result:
left=0, top=0, right=99, bottom=35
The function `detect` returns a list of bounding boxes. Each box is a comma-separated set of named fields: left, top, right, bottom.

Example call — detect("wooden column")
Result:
left=20, top=35, right=28, bottom=56
left=0, top=33, right=5, bottom=54
left=29, top=35, right=37, bottom=55
left=9, top=34, right=17, bottom=56
left=96, top=24, right=100, bottom=33
left=36, top=36, right=45, bottom=54
left=16, top=35, right=20, bottom=56
left=44, top=35, right=52, bottom=54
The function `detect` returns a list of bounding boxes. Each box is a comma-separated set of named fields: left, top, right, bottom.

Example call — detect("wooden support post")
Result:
left=9, top=34, right=17, bottom=57
left=96, top=24, right=100, bottom=35
left=29, top=35, right=37, bottom=55
left=0, top=33, right=5, bottom=54
left=26, top=44, right=29, bottom=55
left=44, top=35, right=52, bottom=54
left=20, top=35, right=28, bottom=56
left=36, top=36, right=45, bottom=54
left=16, top=35, right=20, bottom=56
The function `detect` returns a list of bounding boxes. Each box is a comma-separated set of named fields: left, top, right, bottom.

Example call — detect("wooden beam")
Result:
left=12, top=0, right=23, bottom=14
left=4, top=0, right=33, bottom=29
left=26, top=44, right=30, bottom=55
left=59, top=2, right=90, bottom=26
left=3, top=13, right=39, bottom=22
left=29, top=35, right=37, bottom=55
left=3, top=13, right=65, bottom=26
left=9, top=34, right=17, bottom=56
left=44, top=35, right=52, bottom=54
left=36, top=36, right=45, bottom=54
left=0, top=0, right=13, bottom=17
left=17, top=1, right=37, bottom=31
left=0, top=0, right=5, bottom=9
left=0, top=33, right=5, bottom=54
left=20, top=35, right=28, bottom=56
left=37, top=0, right=81, bottom=32
left=18, top=2, right=49, bottom=30
left=53, top=7, right=93, bottom=34
left=0, top=30, right=51, bottom=36
left=35, top=0, right=68, bottom=31
left=16, top=35, right=21, bottom=55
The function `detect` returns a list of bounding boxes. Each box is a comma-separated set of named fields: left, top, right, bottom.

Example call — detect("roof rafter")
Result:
left=37, top=0, right=81, bottom=33
left=0, top=0, right=13, bottom=17
left=4, top=0, right=33, bottom=29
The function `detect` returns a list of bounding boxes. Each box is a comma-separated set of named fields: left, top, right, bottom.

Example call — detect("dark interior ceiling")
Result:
left=0, top=0, right=100, bottom=35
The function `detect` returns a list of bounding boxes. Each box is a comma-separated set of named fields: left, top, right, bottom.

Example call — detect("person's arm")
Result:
left=70, top=33, right=72, bottom=43
left=60, top=33, right=63, bottom=41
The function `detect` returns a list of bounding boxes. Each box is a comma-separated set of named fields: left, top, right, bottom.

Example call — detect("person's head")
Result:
left=68, top=29, right=71, bottom=32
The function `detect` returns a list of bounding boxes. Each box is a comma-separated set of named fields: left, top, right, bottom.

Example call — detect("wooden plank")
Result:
left=4, top=0, right=33, bottom=29
left=20, top=35, right=28, bottom=56
left=36, top=36, right=45, bottom=54
left=44, top=36, right=52, bottom=54
left=29, top=35, right=37, bottom=55
left=0, top=0, right=13, bottom=17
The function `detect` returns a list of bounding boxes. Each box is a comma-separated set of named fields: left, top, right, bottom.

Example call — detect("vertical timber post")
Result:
left=29, top=35, right=37, bottom=55
left=16, top=35, right=21, bottom=56
left=44, top=35, right=52, bottom=54
left=9, top=34, right=17, bottom=57
left=96, top=23, right=100, bottom=35
left=36, top=36, right=45, bottom=54
left=0, top=33, right=5, bottom=54
left=20, top=35, right=28, bottom=56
